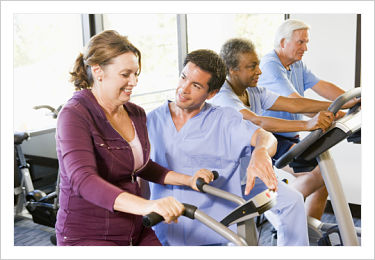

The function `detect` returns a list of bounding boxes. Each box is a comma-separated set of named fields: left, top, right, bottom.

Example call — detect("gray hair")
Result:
left=274, top=19, right=310, bottom=49
left=220, top=38, right=256, bottom=75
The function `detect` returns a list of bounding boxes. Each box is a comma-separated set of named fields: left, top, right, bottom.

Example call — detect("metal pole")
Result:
left=317, top=150, right=359, bottom=245
left=176, top=14, right=188, bottom=74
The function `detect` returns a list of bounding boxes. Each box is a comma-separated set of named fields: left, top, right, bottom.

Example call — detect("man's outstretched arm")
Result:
left=245, top=128, right=278, bottom=195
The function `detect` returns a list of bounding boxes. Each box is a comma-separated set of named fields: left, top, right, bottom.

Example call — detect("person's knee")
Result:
left=310, top=166, right=323, bottom=178
left=278, top=182, right=305, bottom=208
left=290, top=186, right=305, bottom=206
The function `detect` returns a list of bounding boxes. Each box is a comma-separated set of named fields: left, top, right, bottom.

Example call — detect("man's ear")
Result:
left=91, top=64, right=103, bottom=78
left=207, top=89, right=219, bottom=100
left=280, top=38, right=286, bottom=48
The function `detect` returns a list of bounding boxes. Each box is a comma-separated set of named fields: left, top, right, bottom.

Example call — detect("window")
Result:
left=13, top=13, right=284, bottom=129
left=14, top=14, right=83, bottom=131
left=187, top=14, right=284, bottom=57
left=103, top=14, right=179, bottom=112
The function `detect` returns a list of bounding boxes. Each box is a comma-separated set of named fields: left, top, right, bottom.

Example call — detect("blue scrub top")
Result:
left=208, top=81, right=279, bottom=185
left=258, top=50, right=320, bottom=138
left=147, top=101, right=259, bottom=245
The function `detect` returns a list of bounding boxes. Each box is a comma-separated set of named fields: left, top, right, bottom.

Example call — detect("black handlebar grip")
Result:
left=142, top=212, right=164, bottom=228
left=196, top=178, right=206, bottom=192
left=142, top=203, right=198, bottom=227
left=182, top=203, right=197, bottom=220
left=196, top=170, right=220, bottom=192
left=14, top=132, right=29, bottom=145
left=212, top=170, right=219, bottom=180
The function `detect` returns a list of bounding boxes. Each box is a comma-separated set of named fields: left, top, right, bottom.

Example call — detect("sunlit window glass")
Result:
left=14, top=14, right=83, bottom=131
left=187, top=14, right=284, bottom=57
left=103, top=14, right=179, bottom=112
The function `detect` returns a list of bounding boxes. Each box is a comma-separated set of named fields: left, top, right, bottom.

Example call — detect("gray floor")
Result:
left=14, top=212, right=56, bottom=246
left=14, top=210, right=361, bottom=246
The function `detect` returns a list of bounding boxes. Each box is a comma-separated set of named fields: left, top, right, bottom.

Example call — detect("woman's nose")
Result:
left=129, top=74, right=138, bottom=86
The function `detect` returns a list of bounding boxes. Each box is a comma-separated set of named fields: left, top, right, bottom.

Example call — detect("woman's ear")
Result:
left=229, top=67, right=237, bottom=78
left=91, top=64, right=103, bottom=79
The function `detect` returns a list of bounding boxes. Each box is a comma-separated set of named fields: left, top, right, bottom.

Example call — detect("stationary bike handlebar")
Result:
left=142, top=170, right=249, bottom=245
left=196, top=170, right=247, bottom=205
left=196, top=170, right=219, bottom=192
left=143, top=170, right=219, bottom=227
left=143, top=203, right=198, bottom=227
left=142, top=202, right=248, bottom=246
left=275, top=87, right=361, bottom=169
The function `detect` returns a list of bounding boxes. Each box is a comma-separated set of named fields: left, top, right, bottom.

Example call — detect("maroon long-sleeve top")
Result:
left=55, top=89, right=169, bottom=244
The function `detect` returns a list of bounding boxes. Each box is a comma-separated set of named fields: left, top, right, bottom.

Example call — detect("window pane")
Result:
left=187, top=14, right=284, bottom=57
left=14, top=14, right=83, bottom=131
left=103, top=14, right=179, bottom=112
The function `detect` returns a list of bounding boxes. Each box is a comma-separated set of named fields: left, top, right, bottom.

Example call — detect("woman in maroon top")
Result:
left=55, top=30, right=214, bottom=246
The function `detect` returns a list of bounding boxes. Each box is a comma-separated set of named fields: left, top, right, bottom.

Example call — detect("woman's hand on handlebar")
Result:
left=306, top=111, right=334, bottom=132
left=245, top=147, right=278, bottom=196
left=189, top=169, right=215, bottom=191
left=145, top=197, right=185, bottom=224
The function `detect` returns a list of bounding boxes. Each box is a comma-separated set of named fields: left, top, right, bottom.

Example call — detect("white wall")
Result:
left=284, top=14, right=361, bottom=205
left=20, top=128, right=57, bottom=159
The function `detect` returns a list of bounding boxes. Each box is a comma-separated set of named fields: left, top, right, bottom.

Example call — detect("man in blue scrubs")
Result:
left=258, top=19, right=359, bottom=219
left=147, top=49, right=308, bottom=246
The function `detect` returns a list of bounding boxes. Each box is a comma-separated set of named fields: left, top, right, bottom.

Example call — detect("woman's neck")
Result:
left=92, top=87, right=122, bottom=116
left=226, top=78, right=246, bottom=96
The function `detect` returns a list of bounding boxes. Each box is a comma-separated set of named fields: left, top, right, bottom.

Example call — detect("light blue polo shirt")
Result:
left=258, top=50, right=320, bottom=138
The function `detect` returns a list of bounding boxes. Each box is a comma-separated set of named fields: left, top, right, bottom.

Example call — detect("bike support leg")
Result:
left=237, top=219, right=258, bottom=246
left=317, top=150, right=359, bottom=246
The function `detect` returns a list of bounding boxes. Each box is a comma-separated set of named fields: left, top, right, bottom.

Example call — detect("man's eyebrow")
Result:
left=192, top=81, right=204, bottom=87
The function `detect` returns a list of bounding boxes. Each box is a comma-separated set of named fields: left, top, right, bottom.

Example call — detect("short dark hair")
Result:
left=183, top=49, right=226, bottom=92
left=220, top=38, right=256, bottom=75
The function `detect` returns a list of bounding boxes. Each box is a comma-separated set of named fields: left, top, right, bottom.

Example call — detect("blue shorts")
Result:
left=272, top=134, right=300, bottom=165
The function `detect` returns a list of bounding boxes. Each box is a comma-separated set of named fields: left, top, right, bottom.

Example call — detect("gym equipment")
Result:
left=14, top=104, right=62, bottom=230
left=275, top=88, right=361, bottom=246
left=143, top=203, right=248, bottom=246
left=143, top=171, right=277, bottom=246
left=14, top=130, right=60, bottom=228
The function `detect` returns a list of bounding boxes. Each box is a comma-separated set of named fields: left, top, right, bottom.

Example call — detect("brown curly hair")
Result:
left=69, top=30, right=141, bottom=91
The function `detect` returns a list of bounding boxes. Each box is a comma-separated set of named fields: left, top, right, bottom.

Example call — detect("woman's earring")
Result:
left=97, top=77, right=102, bottom=82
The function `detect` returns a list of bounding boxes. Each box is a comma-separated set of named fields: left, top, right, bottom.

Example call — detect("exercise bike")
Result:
left=14, top=105, right=62, bottom=229
left=143, top=171, right=277, bottom=246
left=275, top=88, right=362, bottom=246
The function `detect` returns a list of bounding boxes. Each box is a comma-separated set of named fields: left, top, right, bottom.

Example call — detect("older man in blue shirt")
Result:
left=258, top=19, right=359, bottom=220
